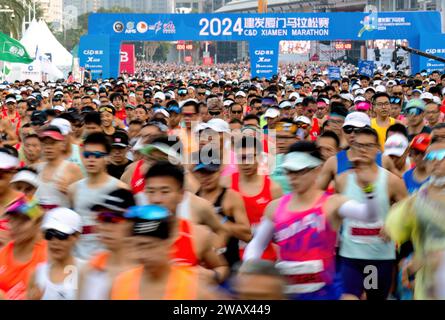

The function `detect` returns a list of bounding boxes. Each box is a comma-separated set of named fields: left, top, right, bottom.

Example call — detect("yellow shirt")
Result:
left=371, top=117, right=396, bottom=150
left=385, top=190, right=445, bottom=299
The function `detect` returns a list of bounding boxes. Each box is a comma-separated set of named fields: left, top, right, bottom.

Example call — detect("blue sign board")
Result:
left=78, top=35, right=110, bottom=80
left=358, top=60, right=375, bottom=77
left=419, top=33, right=445, bottom=73
left=328, top=66, right=341, bottom=80
left=79, top=11, right=442, bottom=79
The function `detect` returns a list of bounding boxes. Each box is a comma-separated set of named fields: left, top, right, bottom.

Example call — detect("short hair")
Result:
left=355, top=126, right=379, bottom=144
left=109, top=92, right=123, bottom=102
left=229, top=102, right=242, bottom=111
left=145, top=161, right=185, bottom=189
left=235, top=135, right=263, bottom=153
left=249, top=98, right=262, bottom=106
left=243, top=114, right=260, bottom=124
left=129, top=119, right=144, bottom=126
left=372, top=92, right=391, bottom=103
left=0, top=146, right=19, bottom=158
left=83, top=132, right=111, bottom=153
left=433, top=123, right=445, bottom=131
left=288, top=141, right=322, bottom=160
left=386, top=123, right=408, bottom=139
left=181, top=100, right=200, bottom=113
left=84, top=111, right=101, bottom=126
left=319, top=130, right=340, bottom=148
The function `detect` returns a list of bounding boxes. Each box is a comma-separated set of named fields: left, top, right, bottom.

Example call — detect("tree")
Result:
left=0, top=0, right=30, bottom=39
left=55, top=6, right=133, bottom=52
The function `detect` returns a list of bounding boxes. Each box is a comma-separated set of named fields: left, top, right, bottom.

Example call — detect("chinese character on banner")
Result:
left=265, top=18, right=276, bottom=28
left=244, top=18, right=255, bottom=28
left=254, top=18, right=265, bottom=28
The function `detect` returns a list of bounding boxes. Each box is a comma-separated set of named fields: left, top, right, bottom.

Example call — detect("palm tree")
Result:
left=0, top=0, right=32, bottom=39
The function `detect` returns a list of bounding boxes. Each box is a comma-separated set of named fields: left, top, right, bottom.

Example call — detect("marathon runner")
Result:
left=28, top=208, right=83, bottom=300
left=244, top=141, right=380, bottom=300
left=68, top=132, right=127, bottom=259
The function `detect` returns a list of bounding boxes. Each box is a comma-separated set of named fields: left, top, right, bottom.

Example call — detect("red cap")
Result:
left=410, top=133, right=431, bottom=152
left=39, top=129, right=65, bottom=141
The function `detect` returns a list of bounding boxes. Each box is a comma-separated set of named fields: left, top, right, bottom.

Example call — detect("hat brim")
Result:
left=111, top=143, right=128, bottom=148
left=343, top=120, right=368, bottom=128
left=39, top=131, right=65, bottom=141
left=41, top=220, right=78, bottom=234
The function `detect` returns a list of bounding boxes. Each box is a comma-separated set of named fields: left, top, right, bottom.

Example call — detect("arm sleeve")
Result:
left=338, top=194, right=379, bottom=222
left=243, top=218, right=275, bottom=261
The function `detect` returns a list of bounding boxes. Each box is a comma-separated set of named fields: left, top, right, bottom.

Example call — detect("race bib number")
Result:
left=275, top=260, right=326, bottom=294
left=348, top=220, right=384, bottom=244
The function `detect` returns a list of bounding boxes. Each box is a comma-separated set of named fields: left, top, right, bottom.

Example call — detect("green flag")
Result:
left=0, top=32, right=33, bottom=64
left=4, top=65, right=10, bottom=75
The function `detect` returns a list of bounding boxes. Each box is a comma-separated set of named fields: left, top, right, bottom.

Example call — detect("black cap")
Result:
left=111, top=130, right=129, bottom=148
left=30, top=110, right=47, bottom=126
left=91, top=188, right=136, bottom=213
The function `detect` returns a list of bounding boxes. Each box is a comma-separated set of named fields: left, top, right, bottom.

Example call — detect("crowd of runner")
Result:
left=0, top=62, right=444, bottom=300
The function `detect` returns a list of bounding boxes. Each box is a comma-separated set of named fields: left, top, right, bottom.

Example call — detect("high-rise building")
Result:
left=176, top=0, right=203, bottom=13
left=36, top=0, right=64, bottom=31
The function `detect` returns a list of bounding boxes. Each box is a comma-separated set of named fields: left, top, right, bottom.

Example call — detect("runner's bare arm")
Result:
left=120, top=161, right=137, bottom=185
left=68, top=163, right=85, bottom=183
left=388, top=173, right=408, bottom=204
left=383, top=155, right=402, bottom=178
left=270, top=180, right=283, bottom=199
left=317, top=156, right=336, bottom=190
left=223, top=189, right=252, bottom=243
left=243, top=199, right=279, bottom=261
left=198, top=226, right=230, bottom=283
left=27, top=270, right=43, bottom=300
left=194, top=195, right=228, bottom=241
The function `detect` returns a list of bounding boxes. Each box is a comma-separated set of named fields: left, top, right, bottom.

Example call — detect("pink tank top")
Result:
left=272, top=193, right=337, bottom=293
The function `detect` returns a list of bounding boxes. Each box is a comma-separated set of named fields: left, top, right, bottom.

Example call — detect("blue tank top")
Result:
left=403, top=168, right=429, bottom=195
left=336, top=150, right=383, bottom=175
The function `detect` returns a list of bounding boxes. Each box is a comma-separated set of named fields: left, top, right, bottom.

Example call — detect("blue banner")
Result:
left=80, top=12, right=442, bottom=79
left=358, top=60, right=375, bottom=77
left=79, top=35, right=110, bottom=80
left=328, top=66, right=341, bottom=80
left=419, top=33, right=445, bottom=73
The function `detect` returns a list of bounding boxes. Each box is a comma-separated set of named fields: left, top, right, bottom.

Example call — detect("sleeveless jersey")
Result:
left=371, top=117, right=396, bottom=149
left=272, top=193, right=338, bottom=297
left=130, top=160, right=148, bottom=205
left=79, top=252, right=112, bottom=300
left=403, top=168, right=429, bottom=195
left=111, top=265, right=198, bottom=300
left=231, top=172, right=277, bottom=261
left=170, top=219, right=198, bottom=266
left=35, top=161, right=71, bottom=209
left=340, top=167, right=396, bottom=260
left=34, top=258, right=85, bottom=300
left=336, top=149, right=383, bottom=175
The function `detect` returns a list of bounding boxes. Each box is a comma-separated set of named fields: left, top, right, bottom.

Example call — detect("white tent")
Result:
left=20, top=19, right=73, bottom=68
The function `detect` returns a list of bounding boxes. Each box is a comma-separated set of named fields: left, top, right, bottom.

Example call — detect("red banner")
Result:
left=203, top=57, right=213, bottom=65
left=119, top=44, right=135, bottom=75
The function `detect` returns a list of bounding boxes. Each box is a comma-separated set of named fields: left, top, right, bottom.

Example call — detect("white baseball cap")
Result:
left=387, top=80, right=397, bottom=86
left=41, top=207, right=82, bottom=234
left=293, top=116, right=312, bottom=125
left=420, top=92, right=434, bottom=101
left=153, top=108, right=170, bottom=118
left=375, top=85, right=387, bottom=93
left=354, top=96, right=366, bottom=103
left=279, top=101, right=293, bottom=109
left=50, top=118, right=72, bottom=135
left=153, top=91, right=166, bottom=101
left=5, top=97, right=16, bottom=104
left=264, top=108, right=280, bottom=119
left=52, top=105, right=66, bottom=112
left=432, top=96, right=442, bottom=105
left=235, top=91, right=246, bottom=97
left=343, top=112, right=371, bottom=128
left=10, top=169, right=39, bottom=188
left=198, top=118, right=229, bottom=133
left=340, top=93, right=354, bottom=102
left=289, top=92, right=300, bottom=100
left=383, top=134, right=409, bottom=157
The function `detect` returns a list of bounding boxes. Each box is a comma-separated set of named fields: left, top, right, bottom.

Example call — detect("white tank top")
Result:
left=35, top=259, right=85, bottom=300
left=35, top=161, right=71, bottom=208
left=79, top=268, right=111, bottom=300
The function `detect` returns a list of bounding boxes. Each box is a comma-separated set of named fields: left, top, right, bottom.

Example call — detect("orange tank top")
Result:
left=111, top=265, right=198, bottom=300
left=170, top=219, right=198, bottom=266
left=0, top=240, right=47, bottom=300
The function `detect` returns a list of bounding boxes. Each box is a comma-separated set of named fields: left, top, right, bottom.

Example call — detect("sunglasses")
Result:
left=167, top=106, right=180, bottom=113
left=404, top=107, right=424, bottom=116
left=424, top=149, right=445, bottom=161
left=296, top=123, right=309, bottom=129
left=231, top=110, right=243, bottom=114
left=197, top=92, right=206, bottom=96
left=44, top=229, right=71, bottom=241
left=390, top=97, right=401, bottom=104
left=83, top=151, right=107, bottom=159
left=343, top=126, right=360, bottom=134
left=209, top=111, right=221, bottom=116
left=99, top=107, right=114, bottom=114
left=392, top=92, right=403, bottom=96
left=96, top=212, right=126, bottom=224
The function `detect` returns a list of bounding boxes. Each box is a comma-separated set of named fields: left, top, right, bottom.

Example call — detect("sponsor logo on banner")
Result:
left=137, top=21, right=148, bottom=33
left=113, top=21, right=124, bottom=33
left=125, top=22, right=136, bottom=34
left=163, top=21, right=176, bottom=34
